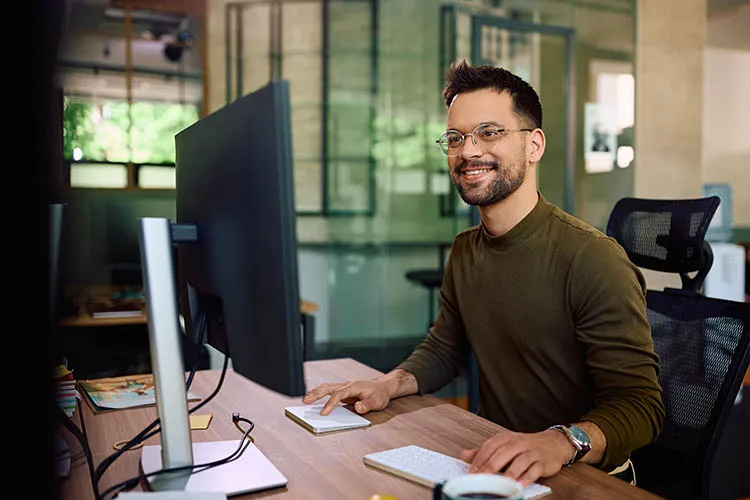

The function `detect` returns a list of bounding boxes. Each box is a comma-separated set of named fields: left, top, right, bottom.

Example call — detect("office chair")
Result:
left=606, top=196, right=721, bottom=294
left=633, top=291, right=750, bottom=499
left=606, top=196, right=750, bottom=499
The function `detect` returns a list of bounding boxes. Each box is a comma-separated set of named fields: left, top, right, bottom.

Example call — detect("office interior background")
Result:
left=42, top=0, right=749, bottom=497
left=54, top=0, right=749, bottom=379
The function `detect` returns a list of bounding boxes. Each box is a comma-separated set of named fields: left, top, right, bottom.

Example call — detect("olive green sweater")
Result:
left=397, top=194, right=664, bottom=470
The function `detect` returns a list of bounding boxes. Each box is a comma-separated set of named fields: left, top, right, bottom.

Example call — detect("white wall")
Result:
left=702, top=46, right=750, bottom=227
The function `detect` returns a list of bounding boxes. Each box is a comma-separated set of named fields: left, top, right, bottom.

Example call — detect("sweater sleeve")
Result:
left=568, top=236, right=665, bottom=470
left=397, top=244, right=471, bottom=394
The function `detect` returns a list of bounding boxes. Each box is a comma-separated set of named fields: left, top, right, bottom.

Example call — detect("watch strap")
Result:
left=548, top=425, right=580, bottom=466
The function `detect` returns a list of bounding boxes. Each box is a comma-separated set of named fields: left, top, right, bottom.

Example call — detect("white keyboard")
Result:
left=363, top=445, right=552, bottom=499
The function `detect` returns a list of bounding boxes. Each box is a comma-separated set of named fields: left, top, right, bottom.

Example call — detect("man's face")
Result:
left=446, top=89, right=531, bottom=207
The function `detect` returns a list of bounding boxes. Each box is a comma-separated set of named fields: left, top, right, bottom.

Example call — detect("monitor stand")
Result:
left=140, top=440, right=288, bottom=496
left=138, top=218, right=287, bottom=496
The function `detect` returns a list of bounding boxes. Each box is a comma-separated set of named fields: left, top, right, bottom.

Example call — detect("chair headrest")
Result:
left=605, top=196, right=720, bottom=275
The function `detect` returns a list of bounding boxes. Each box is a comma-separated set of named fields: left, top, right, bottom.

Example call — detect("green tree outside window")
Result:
left=62, top=97, right=200, bottom=165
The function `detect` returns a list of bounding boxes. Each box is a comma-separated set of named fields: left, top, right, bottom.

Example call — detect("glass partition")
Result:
left=218, top=0, right=636, bottom=391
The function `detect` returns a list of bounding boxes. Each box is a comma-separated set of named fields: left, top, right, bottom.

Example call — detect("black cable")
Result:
left=95, top=347, right=230, bottom=486
left=95, top=309, right=211, bottom=484
left=70, top=396, right=90, bottom=465
left=96, top=348, right=230, bottom=484
left=231, top=412, right=255, bottom=436
left=100, top=412, right=255, bottom=499
left=55, top=403, right=101, bottom=500
left=182, top=352, right=230, bottom=415
left=76, top=395, right=89, bottom=449
left=184, top=309, right=207, bottom=389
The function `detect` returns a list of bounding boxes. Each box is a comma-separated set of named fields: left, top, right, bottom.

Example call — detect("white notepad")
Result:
left=284, top=404, right=371, bottom=434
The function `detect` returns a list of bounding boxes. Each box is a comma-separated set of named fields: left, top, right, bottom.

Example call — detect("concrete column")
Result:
left=634, top=0, right=707, bottom=199
left=634, top=0, right=707, bottom=290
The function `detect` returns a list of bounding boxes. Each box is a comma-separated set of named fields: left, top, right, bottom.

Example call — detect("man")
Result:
left=302, top=60, right=664, bottom=487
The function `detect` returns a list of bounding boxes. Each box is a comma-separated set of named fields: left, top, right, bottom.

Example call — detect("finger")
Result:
left=354, top=401, right=368, bottom=414
left=302, top=383, right=343, bottom=404
left=469, top=436, right=510, bottom=473
left=460, top=448, right=479, bottom=463
left=517, top=463, right=545, bottom=488
left=475, top=442, right=521, bottom=474
left=357, top=390, right=389, bottom=413
left=501, top=452, right=534, bottom=483
left=320, top=385, right=363, bottom=415
left=353, top=390, right=381, bottom=413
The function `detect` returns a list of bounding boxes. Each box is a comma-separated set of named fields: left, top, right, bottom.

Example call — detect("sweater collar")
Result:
left=479, top=192, right=553, bottom=250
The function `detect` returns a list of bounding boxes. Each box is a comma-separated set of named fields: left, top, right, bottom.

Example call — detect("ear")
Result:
left=527, top=128, right=546, bottom=164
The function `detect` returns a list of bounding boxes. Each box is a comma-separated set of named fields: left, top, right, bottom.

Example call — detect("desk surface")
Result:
left=56, top=358, right=662, bottom=500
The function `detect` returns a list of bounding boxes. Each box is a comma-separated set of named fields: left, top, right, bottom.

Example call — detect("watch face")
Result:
left=569, top=425, right=590, bottom=445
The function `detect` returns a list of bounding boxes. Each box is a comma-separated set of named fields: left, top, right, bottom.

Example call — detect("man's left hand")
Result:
left=461, top=429, right=574, bottom=486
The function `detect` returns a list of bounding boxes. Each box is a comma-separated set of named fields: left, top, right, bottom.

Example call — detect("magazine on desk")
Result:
left=79, top=373, right=201, bottom=413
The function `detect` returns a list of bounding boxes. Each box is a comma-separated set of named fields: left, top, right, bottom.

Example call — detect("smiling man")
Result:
left=301, top=60, right=664, bottom=487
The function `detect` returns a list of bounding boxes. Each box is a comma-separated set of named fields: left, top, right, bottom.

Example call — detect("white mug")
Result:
left=433, top=473, right=524, bottom=500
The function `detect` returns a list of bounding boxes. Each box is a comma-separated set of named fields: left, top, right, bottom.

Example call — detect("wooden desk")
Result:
left=57, top=358, right=662, bottom=500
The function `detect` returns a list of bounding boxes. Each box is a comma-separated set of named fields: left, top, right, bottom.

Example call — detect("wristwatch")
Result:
left=548, top=424, right=592, bottom=466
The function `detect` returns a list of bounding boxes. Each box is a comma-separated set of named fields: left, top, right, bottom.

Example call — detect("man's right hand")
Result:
left=301, top=379, right=393, bottom=416
left=301, top=368, right=419, bottom=416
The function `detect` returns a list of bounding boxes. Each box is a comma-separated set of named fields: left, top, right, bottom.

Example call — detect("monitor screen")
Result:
left=175, top=79, right=305, bottom=398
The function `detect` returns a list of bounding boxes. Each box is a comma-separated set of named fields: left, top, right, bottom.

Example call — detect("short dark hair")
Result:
left=442, top=60, right=543, bottom=129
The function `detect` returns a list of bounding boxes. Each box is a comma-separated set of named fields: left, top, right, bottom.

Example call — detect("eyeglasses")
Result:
left=435, top=123, right=533, bottom=156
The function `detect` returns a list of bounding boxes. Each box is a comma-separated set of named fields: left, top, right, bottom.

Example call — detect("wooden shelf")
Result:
left=60, top=285, right=318, bottom=327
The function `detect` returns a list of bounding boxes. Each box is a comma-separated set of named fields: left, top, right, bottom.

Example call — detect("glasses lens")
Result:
left=438, top=131, right=463, bottom=155
left=474, top=124, right=502, bottom=151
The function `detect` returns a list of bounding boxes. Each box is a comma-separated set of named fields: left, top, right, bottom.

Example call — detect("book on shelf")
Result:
left=91, top=309, right=144, bottom=319
left=78, top=373, right=201, bottom=413
left=86, top=298, right=144, bottom=319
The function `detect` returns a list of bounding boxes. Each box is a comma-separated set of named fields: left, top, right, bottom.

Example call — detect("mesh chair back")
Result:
left=632, top=290, right=750, bottom=499
left=606, top=197, right=720, bottom=292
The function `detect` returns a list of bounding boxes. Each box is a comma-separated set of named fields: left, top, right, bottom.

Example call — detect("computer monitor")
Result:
left=137, top=80, right=305, bottom=494
left=175, top=80, right=305, bottom=397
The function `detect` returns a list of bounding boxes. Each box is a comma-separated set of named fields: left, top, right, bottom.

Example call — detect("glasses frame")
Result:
left=435, top=124, right=534, bottom=157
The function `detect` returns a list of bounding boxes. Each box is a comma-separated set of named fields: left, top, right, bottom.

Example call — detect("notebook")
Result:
left=284, top=404, right=371, bottom=434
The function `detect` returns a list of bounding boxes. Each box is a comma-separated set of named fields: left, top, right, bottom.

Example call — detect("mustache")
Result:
left=453, top=160, right=498, bottom=174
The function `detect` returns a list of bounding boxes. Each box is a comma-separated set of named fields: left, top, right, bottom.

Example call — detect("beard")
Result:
left=450, top=157, right=528, bottom=207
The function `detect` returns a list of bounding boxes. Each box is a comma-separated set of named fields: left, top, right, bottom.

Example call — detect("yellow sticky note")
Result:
left=190, top=414, right=213, bottom=430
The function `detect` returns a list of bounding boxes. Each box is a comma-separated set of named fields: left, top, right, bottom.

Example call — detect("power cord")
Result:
left=95, top=353, right=229, bottom=489
left=94, top=309, right=212, bottom=488
left=55, top=399, right=101, bottom=500
left=100, top=411, right=256, bottom=499
left=85, top=307, right=253, bottom=500
left=232, top=412, right=255, bottom=440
